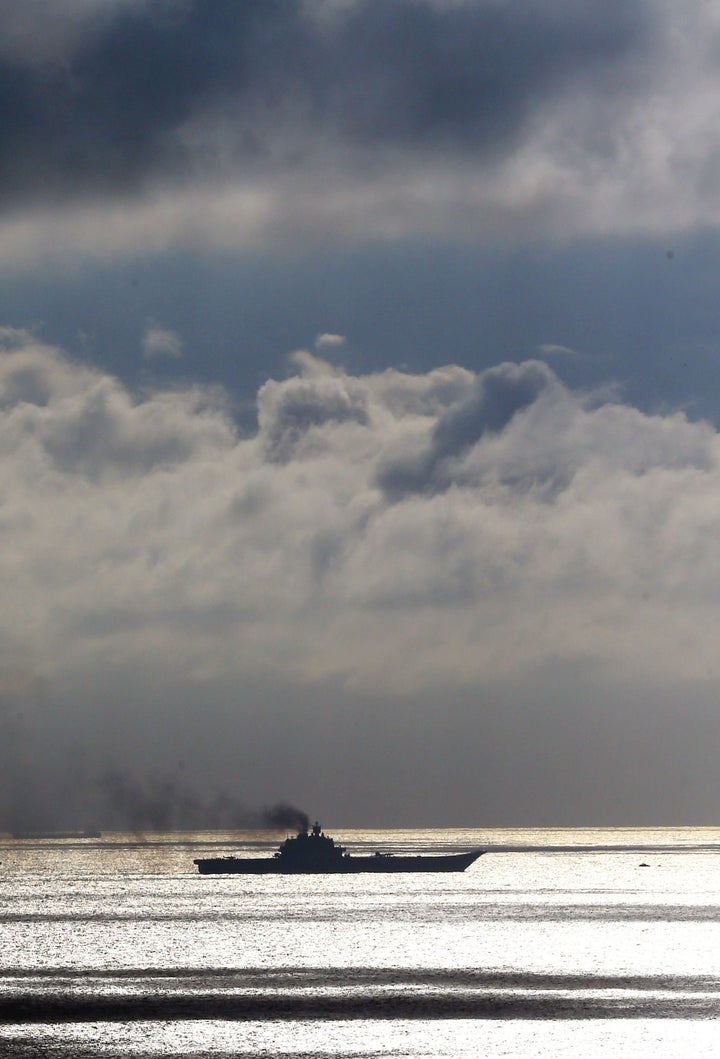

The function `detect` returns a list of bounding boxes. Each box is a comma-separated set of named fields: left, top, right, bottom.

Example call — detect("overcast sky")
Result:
left=3, top=0, right=720, bottom=829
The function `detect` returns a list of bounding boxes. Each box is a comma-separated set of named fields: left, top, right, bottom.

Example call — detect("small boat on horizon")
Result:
left=11, top=829, right=102, bottom=840
left=194, top=821, right=483, bottom=875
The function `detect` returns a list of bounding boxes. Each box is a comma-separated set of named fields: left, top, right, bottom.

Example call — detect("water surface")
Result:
left=1, top=827, right=719, bottom=1056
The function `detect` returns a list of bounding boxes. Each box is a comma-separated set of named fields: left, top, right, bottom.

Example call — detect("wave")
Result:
left=2, top=968, right=720, bottom=1023
left=2, top=992, right=719, bottom=1022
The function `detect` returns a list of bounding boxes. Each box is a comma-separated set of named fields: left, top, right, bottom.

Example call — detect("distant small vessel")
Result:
left=194, top=821, right=483, bottom=875
left=11, top=830, right=101, bottom=839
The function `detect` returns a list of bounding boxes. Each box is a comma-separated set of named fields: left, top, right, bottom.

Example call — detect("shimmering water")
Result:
left=1, top=828, right=720, bottom=1057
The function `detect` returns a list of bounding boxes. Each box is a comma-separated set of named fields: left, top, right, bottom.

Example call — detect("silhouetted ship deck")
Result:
left=194, top=821, right=483, bottom=874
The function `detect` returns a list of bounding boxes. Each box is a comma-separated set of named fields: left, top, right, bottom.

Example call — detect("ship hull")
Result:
left=194, top=851, right=482, bottom=874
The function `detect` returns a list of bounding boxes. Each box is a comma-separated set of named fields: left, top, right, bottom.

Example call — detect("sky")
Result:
left=3, top=0, right=720, bottom=829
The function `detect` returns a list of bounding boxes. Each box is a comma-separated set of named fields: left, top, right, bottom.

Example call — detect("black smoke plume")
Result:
left=262, top=802, right=309, bottom=833
left=87, top=772, right=309, bottom=833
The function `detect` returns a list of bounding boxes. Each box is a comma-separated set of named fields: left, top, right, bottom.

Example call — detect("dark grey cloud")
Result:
left=259, top=372, right=369, bottom=462
left=316, top=0, right=646, bottom=149
left=377, top=360, right=557, bottom=499
left=0, top=0, right=650, bottom=210
left=0, top=1, right=279, bottom=206
left=0, top=1, right=139, bottom=66
left=432, top=360, right=555, bottom=457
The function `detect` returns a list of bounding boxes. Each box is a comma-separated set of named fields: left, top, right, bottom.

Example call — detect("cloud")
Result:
left=1, top=1, right=719, bottom=263
left=536, top=343, right=580, bottom=357
left=0, top=342, right=229, bottom=480
left=315, top=333, right=346, bottom=351
left=5, top=331, right=720, bottom=823
left=376, top=360, right=559, bottom=498
left=0, top=0, right=643, bottom=204
left=258, top=355, right=369, bottom=461
left=1, top=331, right=719, bottom=686
left=0, top=0, right=148, bottom=66
left=142, top=324, right=183, bottom=359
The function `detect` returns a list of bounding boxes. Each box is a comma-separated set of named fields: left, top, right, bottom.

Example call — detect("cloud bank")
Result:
left=2, top=332, right=719, bottom=689
left=1, top=0, right=720, bottom=263
left=2, top=330, right=720, bottom=824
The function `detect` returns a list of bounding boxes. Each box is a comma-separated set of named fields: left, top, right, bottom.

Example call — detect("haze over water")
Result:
left=2, top=827, right=720, bottom=1057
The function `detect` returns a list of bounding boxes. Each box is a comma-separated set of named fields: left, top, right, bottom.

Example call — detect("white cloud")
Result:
left=315, top=333, right=346, bottom=350
left=142, top=324, right=184, bottom=359
left=2, top=332, right=720, bottom=701
left=5, top=331, right=720, bottom=822
left=536, top=343, right=579, bottom=357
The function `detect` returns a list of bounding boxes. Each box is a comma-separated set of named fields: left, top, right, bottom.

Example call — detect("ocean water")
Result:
left=1, top=827, right=720, bottom=1057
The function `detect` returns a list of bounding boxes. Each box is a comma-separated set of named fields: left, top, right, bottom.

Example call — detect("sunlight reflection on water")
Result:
left=3, top=1019, right=720, bottom=1058
left=1, top=828, right=720, bottom=1056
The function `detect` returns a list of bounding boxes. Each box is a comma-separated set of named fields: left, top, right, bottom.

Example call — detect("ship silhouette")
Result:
left=194, top=821, right=483, bottom=874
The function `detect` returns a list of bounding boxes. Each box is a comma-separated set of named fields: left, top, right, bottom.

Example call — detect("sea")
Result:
left=1, top=826, right=720, bottom=1058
